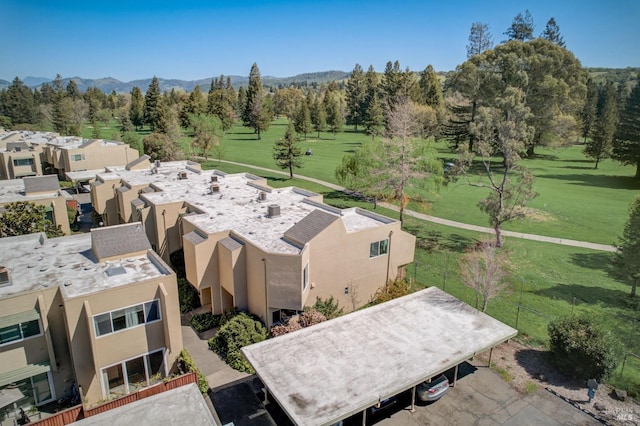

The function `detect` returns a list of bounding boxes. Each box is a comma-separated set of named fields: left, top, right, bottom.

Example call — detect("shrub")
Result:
left=177, top=349, right=208, bottom=394
left=370, top=279, right=411, bottom=305
left=189, top=312, right=220, bottom=332
left=178, top=278, right=201, bottom=314
left=548, top=316, right=623, bottom=381
left=270, top=309, right=327, bottom=337
left=310, top=296, right=344, bottom=319
left=208, top=313, right=267, bottom=373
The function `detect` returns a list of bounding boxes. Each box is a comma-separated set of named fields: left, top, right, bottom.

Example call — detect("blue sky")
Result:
left=1, top=0, right=638, bottom=82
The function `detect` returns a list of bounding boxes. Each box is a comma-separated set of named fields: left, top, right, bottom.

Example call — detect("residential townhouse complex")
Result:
left=0, top=130, right=139, bottom=181
left=0, top=175, right=72, bottom=235
left=0, top=223, right=182, bottom=421
left=90, top=159, right=416, bottom=327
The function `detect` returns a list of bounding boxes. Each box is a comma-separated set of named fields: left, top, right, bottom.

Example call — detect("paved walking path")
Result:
left=216, top=160, right=617, bottom=253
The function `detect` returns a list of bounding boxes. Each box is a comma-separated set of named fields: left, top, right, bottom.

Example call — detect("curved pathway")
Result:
left=215, top=160, right=617, bottom=253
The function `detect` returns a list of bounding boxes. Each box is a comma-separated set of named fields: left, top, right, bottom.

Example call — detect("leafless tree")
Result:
left=458, top=239, right=511, bottom=312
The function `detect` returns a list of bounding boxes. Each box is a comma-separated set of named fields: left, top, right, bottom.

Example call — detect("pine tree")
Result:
left=51, top=74, right=71, bottom=134
left=129, top=86, right=145, bottom=130
left=3, top=77, right=38, bottom=126
left=584, top=82, right=617, bottom=169
left=179, top=85, right=205, bottom=128
left=467, top=22, right=493, bottom=58
left=362, top=65, right=384, bottom=140
left=66, top=80, right=81, bottom=100
left=310, top=94, right=326, bottom=138
left=581, top=79, right=599, bottom=142
left=615, top=197, right=640, bottom=297
left=345, top=64, right=366, bottom=131
left=418, top=65, right=443, bottom=109
left=144, top=77, right=161, bottom=131
left=613, top=82, right=640, bottom=178
left=541, top=17, right=565, bottom=47
left=273, top=122, right=303, bottom=178
left=504, top=10, right=535, bottom=41
left=208, top=75, right=236, bottom=132
left=293, top=101, right=311, bottom=140
left=244, top=63, right=271, bottom=139
left=324, top=88, right=344, bottom=140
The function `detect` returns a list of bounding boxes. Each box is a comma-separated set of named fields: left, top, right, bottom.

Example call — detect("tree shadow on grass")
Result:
left=533, top=283, right=631, bottom=310
left=539, top=174, right=640, bottom=190
left=514, top=348, right=584, bottom=391
left=570, top=252, right=616, bottom=275
left=403, top=225, right=477, bottom=253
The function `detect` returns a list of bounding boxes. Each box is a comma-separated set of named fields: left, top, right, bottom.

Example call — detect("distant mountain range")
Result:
left=0, top=71, right=350, bottom=93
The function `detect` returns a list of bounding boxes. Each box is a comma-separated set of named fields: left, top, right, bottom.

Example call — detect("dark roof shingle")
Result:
left=91, top=223, right=151, bottom=261
left=23, top=175, right=60, bottom=195
left=284, top=209, right=339, bottom=247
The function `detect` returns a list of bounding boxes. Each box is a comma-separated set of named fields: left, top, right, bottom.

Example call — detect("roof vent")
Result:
left=268, top=204, right=280, bottom=218
left=178, top=171, right=187, bottom=180
left=211, top=175, right=218, bottom=183
left=151, top=167, right=158, bottom=174
left=210, top=184, right=220, bottom=193
left=106, top=266, right=127, bottom=277
left=0, top=266, right=11, bottom=288
left=155, top=160, right=161, bottom=167
left=258, top=191, right=267, bottom=202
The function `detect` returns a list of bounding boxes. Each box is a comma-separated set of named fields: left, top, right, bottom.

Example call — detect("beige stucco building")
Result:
left=0, top=175, right=72, bottom=235
left=90, top=160, right=416, bottom=327
left=0, top=130, right=139, bottom=181
left=0, top=223, right=182, bottom=421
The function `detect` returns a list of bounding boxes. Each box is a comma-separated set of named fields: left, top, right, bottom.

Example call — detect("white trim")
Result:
left=99, top=348, right=166, bottom=399
left=93, top=299, right=161, bottom=338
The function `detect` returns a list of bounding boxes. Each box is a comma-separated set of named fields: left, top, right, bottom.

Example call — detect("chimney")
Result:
left=258, top=191, right=267, bottom=201
left=210, top=184, right=220, bottom=193
left=155, top=160, right=161, bottom=167
left=178, top=171, right=187, bottom=180
left=211, top=175, right=218, bottom=183
left=267, top=204, right=280, bottom=218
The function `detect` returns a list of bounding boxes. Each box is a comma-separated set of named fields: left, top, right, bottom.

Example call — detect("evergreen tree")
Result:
left=144, top=77, right=161, bottom=131
left=179, top=85, right=206, bottom=128
left=345, top=64, right=366, bottom=131
left=51, top=74, right=71, bottom=134
left=66, top=80, right=81, bottom=99
left=2, top=77, right=38, bottom=126
left=236, top=86, right=247, bottom=120
left=310, top=94, right=326, bottom=138
left=581, top=79, right=599, bottom=142
left=584, top=82, right=617, bottom=169
left=418, top=65, right=443, bottom=109
left=324, top=88, right=344, bottom=140
left=363, top=66, right=384, bottom=140
left=129, top=86, right=145, bottom=130
left=208, top=75, right=236, bottom=132
left=190, top=113, right=221, bottom=160
left=244, top=63, right=272, bottom=139
left=293, top=100, right=311, bottom=139
left=0, top=201, right=63, bottom=238
left=541, top=17, right=565, bottom=47
left=153, top=97, right=171, bottom=135
left=615, top=197, right=640, bottom=297
left=613, top=82, right=640, bottom=179
left=467, top=22, right=493, bottom=58
left=504, top=10, right=535, bottom=41
left=273, top=122, right=303, bottom=179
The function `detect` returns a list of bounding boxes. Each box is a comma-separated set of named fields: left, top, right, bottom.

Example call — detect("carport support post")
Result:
left=263, top=387, right=268, bottom=405
left=362, top=409, right=367, bottom=426
left=410, top=386, right=416, bottom=413
left=488, top=347, right=494, bottom=367
left=453, top=364, right=459, bottom=387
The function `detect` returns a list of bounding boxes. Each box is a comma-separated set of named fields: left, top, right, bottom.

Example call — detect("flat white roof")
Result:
left=242, top=287, right=517, bottom=426
left=0, top=178, right=65, bottom=203
left=95, top=165, right=391, bottom=254
left=0, top=232, right=171, bottom=300
left=70, top=383, right=216, bottom=426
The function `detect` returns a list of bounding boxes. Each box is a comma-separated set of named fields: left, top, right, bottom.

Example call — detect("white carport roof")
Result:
left=242, top=287, right=517, bottom=426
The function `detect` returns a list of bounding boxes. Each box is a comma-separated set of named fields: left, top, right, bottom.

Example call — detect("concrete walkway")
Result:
left=215, top=160, right=617, bottom=252
left=180, top=316, right=248, bottom=390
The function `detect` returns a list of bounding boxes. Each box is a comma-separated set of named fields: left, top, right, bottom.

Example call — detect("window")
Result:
left=101, top=349, right=166, bottom=398
left=302, top=264, right=309, bottom=291
left=369, top=239, right=389, bottom=258
left=71, top=154, right=85, bottom=162
left=13, top=158, right=34, bottom=166
left=93, top=300, right=161, bottom=337
left=0, top=319, right=41, bottom=345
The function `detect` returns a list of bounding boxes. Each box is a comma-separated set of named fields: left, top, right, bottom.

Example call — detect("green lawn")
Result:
left=87, top=119, right=640, bottom=393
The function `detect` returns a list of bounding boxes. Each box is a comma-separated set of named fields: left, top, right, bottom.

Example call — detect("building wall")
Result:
left=0, top=150, right=43, bottom=180
left=62, top=272, right=182, bottom=404
left=61, top=144, right=139, bottom=174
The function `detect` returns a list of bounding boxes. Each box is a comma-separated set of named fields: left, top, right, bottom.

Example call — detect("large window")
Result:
left=369, top=239, right=389, bottom=258
left=71, top=154, right=85, bottom=162
left=93, top=300, right=161, bottom=337
left=13, top=158, right=34, bottom=166
left=0, top=372, right=54, bottom=421
left=101, top=349, right=166, bottom=398
left=0, top=319, right=41, bottom=345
